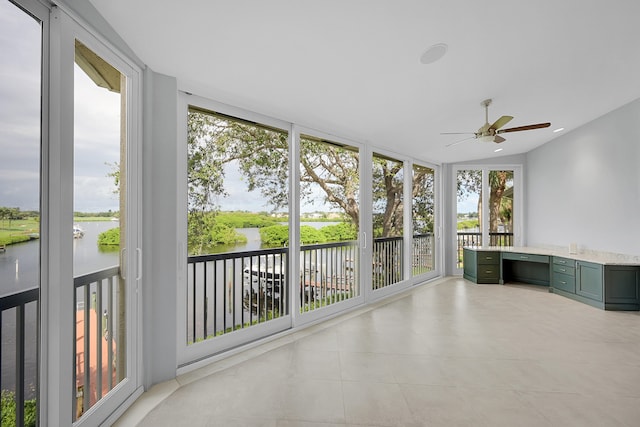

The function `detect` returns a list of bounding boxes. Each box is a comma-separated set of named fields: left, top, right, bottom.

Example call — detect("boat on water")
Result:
left=73, top=225, right=85, bottom=239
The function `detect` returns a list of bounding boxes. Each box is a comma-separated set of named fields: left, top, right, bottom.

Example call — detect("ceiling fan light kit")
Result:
left=444, top=98, right=551, bottom=147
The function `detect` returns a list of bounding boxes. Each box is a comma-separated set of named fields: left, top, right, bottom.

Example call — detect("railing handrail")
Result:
left=188, top=246, right=288, bottom=263
left=74, top=266, right=121, bottom=288
left=186, top=235, right=435, bottom=265
left=372, top=236, right=403, bottom=243
left=412, top=233, right=433, bottom=238
left=0, top=287, right=39, bottom=311
left=299, top=240, right=358, bottom=251
left=456, top=231, right=514, bottom=235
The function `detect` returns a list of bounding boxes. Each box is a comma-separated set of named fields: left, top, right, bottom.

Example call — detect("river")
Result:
left=1, top=220, right=119, bottom=398
left=1, top=221, right=340, bottom=396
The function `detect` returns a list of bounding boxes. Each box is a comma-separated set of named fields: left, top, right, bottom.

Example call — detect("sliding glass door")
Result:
left=454, top=166, right=521, bottom=272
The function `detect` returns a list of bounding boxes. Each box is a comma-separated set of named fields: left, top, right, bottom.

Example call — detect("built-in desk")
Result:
left=463, top=246, right=640, bottom=311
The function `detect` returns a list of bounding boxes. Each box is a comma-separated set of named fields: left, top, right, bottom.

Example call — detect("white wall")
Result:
left=142, top=69, right=179, bottom=387
left=525, top=98, right=640, bottom=255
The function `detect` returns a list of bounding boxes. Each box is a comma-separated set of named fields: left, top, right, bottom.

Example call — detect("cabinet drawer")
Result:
left=553, top=256, right=575, bottom=267
left=552, top=272, right=576, bottom=293
left=553, top=264, right=575, bottom=276
left=477, top=265, right=500, bottom=280
left=501, top=252, right=549, bottom=264
left=477, top=252, right=500, bottom=264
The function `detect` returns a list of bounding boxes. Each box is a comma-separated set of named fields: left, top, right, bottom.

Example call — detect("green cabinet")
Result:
left=551, top=257, right=576, bottom=294
left=463, top=248, right=639, bottom=311
left=576, top=261, right=603, bottom=302
left=604, top=265, right=640, bottom=310
left=463, top=248, right=500, bottom=284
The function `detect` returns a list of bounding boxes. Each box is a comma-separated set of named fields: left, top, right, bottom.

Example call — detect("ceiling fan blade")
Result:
left=446, top=136, right=475, bottom=147
left=489, top=115, right=513, bottom=131
left=498, top=122, right=551, bottom=134
left=441, top=132, right=475, bottom=135
left=494, top=135, right=506, bottom=143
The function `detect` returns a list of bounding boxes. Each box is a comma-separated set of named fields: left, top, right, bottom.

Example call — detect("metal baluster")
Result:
left=191, top=261, right=197, bottom=342
left=96, top=280, right=103, bottom=400
left=203, top=260, right=208, bottom=338
left=107, top=276, right=114, bottom=390
left=83, top=285, right=90, bottom=413
left=248, top=256, right=253, bottom=326
left=223, top=259, right=227, bottom=333
left=16, top=304, right=25, bottom=426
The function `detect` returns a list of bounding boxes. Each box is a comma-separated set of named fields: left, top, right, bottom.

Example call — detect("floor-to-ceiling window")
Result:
left=180, top=98, right=292, bottom=363
left=72, top=39, right=133, bottom=421
left=298, top=134, right=361, bottom=314
left=372, top=153, right=404, bottom=289
left=0, top=1, right=42, bottom=425
left=412, top=164, right=436, bottom=277
left=454, top=166, right=520, bottom=271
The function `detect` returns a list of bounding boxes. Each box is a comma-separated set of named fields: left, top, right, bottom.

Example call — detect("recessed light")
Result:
left=494, top=148, right=503, bottom=153
left=420, top=43, right=448, bottom=64
left=553, top=127, right=564, bottom=133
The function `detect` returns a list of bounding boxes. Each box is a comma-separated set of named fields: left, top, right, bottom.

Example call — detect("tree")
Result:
left=412, top=165, right=435, bottom=234
left=488, top=170, right=510, bottom=232
left=186, top=109, right=437, bottom=253
left=456, top=170, right=513, bottom=233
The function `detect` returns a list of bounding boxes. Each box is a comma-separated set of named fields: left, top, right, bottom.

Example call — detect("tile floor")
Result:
left=123, top=277, right=640, bottom=426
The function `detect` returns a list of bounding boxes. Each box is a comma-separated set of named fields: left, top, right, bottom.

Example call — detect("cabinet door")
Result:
left=576, top=261, right=603, bottom=301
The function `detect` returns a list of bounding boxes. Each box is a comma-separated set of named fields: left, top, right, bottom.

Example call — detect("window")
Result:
left=0, top=1, right=42, bottom=423
left=299, top=135, right=360, bottom=312
left=412, top=164, right=436, bottom=276
left=372, top=153, right=404, bottom=288
left=185, top=106, right=290, bottom=346
left=455, top=166, right=520, bottom=270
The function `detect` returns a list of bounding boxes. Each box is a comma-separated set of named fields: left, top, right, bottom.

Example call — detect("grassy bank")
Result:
left=0, top=219, right=40, bottom=245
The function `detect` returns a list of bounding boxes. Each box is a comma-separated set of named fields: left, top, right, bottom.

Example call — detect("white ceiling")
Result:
left=89, top=0, right=640, bottom=164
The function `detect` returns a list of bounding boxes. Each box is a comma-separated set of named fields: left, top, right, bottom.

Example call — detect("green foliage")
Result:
left=97, top=227, right=120, bottom=246
left=320, top=222, right=357, bottom=241
left=300, top=225, right=326, bottom=244
left=259, top=225, right=289, bottom=247
left=259, top=222, right=358, bottom=247
left=1, top=390, right=37, bottom=427
left=74, top=211, right=117, bottom=218
left=215, top=212, right=278, bottom=228
left=187, top=211, right=252, bottom=255
left=457, top=220, right=479, bottom=230
left=0, top=214, right=40, bottom=245
left=210, top=223, right=247, bottom=245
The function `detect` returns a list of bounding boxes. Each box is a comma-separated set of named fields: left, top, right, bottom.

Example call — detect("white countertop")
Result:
left=464, top=246, right=640, bottom=266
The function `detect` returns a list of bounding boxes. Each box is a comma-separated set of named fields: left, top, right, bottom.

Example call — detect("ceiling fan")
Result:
left=443, top=99, right=550, bottom=147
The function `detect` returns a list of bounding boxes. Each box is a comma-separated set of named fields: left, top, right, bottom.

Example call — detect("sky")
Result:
left=0, top=0, right=41, bottom=211
left=1, top=0, right=121, bottom=213
left=220, top=159, right=338, bottom=214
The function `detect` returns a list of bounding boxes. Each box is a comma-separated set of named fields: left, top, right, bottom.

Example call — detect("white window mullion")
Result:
left=403, top=160, right=413, bottom=281
left=481, top=169, right=490, bottom=247
left=45, top=6, right=75, bottom=426
left=289, top=124, right=301, bottom=326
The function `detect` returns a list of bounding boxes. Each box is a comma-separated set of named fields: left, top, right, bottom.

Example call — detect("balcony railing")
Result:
left=456, top=232, right=514, bottom=268
left=186, top=234, right=437, bottom=344
left=412, top=233, right=434, bottom=275
left=0, top=287, right=38, bottom=427
left=300, top=241, right=358, bottom=312
left=372, top=236, right=403, bottom=289
left=2, top=233, right=438, bottom=423
left=186, top=248, right=289, bottom=345
left=73, top=266, right=121, bottom=421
